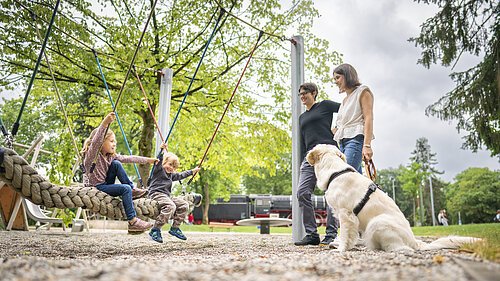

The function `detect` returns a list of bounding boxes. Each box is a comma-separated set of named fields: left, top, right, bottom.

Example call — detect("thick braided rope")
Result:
left=0, top=148, right=159, bottom=220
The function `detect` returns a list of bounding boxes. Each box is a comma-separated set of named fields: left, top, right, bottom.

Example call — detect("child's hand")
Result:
left=103, top=112, right=116, bottom=125
left=192, top=166, right=201, bottom=174
left=148, top=158, right=158, bottom=164
left=160, top=143, right=168, bottom=150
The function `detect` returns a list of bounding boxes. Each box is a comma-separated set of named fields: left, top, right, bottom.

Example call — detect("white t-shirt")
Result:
left=333, top=85, right=374, bottom=143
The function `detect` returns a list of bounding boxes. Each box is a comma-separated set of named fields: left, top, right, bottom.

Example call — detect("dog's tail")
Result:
left=419, top=236, right=481, bottom=251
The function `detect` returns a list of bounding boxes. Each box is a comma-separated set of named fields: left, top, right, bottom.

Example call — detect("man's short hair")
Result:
left=299, top=82, right=319, bottom=100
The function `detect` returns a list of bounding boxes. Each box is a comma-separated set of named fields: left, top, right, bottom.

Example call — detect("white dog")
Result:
left=306, top=144, right=478, bottom=253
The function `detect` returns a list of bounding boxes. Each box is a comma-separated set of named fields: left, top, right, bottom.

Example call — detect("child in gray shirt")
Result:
left=148, top=144, right=200, bottom=243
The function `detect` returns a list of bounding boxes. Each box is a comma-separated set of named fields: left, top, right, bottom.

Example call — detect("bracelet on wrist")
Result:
left=363, top=144, right=371, bottom=148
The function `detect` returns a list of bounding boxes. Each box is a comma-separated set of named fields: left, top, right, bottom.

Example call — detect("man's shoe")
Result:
left=294, top=234, right=320, bottom=246
left=320, top=235, right=336, bottom=246
left=168, top=227, right=187, bottom=240
left=132, top=188, right=148, bottom=199
left=329, top=237, right=341, bottom=249
left=128, top=218, right=153, bottom=234
left=149, top=227, right=163, bottom=243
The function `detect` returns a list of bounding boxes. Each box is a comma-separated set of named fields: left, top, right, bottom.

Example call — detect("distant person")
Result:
left=494, top=210, right=500, bottom=223
left=187, top=213, right=194, bottom=225
left=81, top=112, right=156, bottom=234
left=147, top=143, right=201, bottom=243
left=331, top=63, right=375, bottom=172
left=438, top=209, right=449, bottom=226
left=295, top=82, right=341, bottom=246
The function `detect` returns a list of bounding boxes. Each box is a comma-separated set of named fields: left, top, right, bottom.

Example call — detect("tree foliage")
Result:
left=410, top=0, right=500, bottom=156
left=446, top=167, right=500, bottom=223
left=0, top=1, right=341, bottom=222
left=242, top=153, right=292, bottom=195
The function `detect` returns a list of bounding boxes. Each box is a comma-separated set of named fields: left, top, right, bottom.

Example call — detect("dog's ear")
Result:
left=306, top=149, right=320, bottom=165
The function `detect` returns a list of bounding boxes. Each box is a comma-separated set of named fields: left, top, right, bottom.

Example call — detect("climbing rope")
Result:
left=0, top=117, right=13, bottom=148
left=11, top=0, right=60, bottom=139
left=31, top=13, right=82, bottom=164
left=187, top=31, right=264, bottom=184
left=93, top=51, right=144, bottom=187
left=90, top=0, right=160, bottom=173
left=14, top=0, right=157, bottom=73
left=159, top=8, right=226, bottom=155
left=0, top=147, right=159, bottom=219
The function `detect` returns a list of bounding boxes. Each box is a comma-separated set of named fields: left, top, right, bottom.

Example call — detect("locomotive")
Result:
left=192, top=194, right=328, bottom=225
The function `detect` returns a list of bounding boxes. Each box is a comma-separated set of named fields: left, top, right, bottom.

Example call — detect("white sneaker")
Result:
left=329, top=237, right=340, bottom=249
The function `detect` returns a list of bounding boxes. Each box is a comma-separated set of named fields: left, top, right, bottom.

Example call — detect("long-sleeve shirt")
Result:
left=148, top=153, right=193, bottom=197
left=299, top=100, right=341, bottom=159
left=82, top=124, right=150, bottom=187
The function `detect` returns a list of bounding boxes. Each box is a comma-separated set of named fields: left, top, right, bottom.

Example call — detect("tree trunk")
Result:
left=137, top=108, right=155, bottom=187
left=202, top=181, right=210, bottom=225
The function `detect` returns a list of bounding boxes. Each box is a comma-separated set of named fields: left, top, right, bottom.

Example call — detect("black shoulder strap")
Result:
left=353, top=183, right=379, bottom=216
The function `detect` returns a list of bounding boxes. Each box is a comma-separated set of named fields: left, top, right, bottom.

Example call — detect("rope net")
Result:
left=0, top=148, right=160, bottom=220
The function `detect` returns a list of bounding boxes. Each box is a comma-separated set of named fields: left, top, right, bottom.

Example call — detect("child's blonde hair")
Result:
left=163, top=152, right=180, bottom=170
left=80, top=128, right=116, bottom=158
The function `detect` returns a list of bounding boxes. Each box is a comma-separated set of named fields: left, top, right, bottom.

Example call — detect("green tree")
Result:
left=242, top=153, right=292, bottom=195
left=0, top=0, right=341, bottom=222
left=377, top=166, right=415, bottom=223
left=408, top=137, right=442, bottom=225
left=398, top=162, right=425, bottom=226
left=410, top=0, right=499, bottom=156
left=446, top=167, right=500, bottom=224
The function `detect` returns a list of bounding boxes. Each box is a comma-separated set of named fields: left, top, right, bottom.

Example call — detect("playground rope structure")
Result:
left=0, top=148, right=160, bottom=220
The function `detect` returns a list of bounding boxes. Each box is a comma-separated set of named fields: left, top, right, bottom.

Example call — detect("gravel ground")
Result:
left=0, top=230, right=498, bottom=281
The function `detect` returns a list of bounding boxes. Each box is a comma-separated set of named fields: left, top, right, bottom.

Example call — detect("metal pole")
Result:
left=156, top=68, right=172, bottom=156
left=390, top=177, right=396, bottom=204
left=429, top=176, right=436, bottom=226
left=419, top=180, right=425, bottom=226
left=291, top=35, right=305, bottom=242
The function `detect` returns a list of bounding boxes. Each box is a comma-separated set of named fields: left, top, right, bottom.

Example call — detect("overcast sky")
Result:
left=308, top=0, right=498, bottom=181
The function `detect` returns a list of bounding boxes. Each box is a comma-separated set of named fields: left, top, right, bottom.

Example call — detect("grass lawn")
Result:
left=178, top=223, right=499, bottom=261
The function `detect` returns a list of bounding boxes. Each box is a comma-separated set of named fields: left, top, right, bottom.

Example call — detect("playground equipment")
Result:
left=0, top=147, right=161, bottom=225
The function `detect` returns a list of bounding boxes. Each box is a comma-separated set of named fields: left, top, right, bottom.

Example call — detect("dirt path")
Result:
left=0, top=230, right=497, bottom=281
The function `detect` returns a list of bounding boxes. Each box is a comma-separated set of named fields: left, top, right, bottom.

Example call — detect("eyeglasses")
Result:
left=298, top=91, right=310, bottom=97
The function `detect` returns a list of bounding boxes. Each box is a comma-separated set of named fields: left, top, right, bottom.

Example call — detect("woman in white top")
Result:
left=331, top=64, right=374, bottom=173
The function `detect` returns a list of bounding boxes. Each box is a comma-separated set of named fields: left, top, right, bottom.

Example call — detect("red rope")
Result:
left=133, top=66, right=166, bottom=146
left=188, top=31, right=264, bottom=184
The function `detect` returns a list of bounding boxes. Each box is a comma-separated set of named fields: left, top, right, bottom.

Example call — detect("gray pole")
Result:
left=291, top=36, right=305, bottom=242
left=419, top=179, right=425, bottom=226
left=391, top=177, right=396, bottom=204
left=429, top=176, right=436, bottom=226
left=156, top=68, right=173, bottom=156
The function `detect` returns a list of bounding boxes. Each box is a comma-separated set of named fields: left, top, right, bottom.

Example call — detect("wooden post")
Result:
left=0, top=183, right=28, bottom=231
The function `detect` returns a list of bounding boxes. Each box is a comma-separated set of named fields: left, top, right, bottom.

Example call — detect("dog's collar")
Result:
left=353, top=183, right=380, bottom=216
left=326, top=167, right=357, bottom=188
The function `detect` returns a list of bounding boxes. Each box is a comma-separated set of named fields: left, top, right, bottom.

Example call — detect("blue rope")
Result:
left=93, top=50, right=144, bottom=187
left=159, top=8, right=225, bottom=157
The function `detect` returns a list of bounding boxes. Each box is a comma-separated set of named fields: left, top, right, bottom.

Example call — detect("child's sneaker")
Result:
left=128, top=218, right=153, bottom=234
left=132, top=188, right=148, bottom=199
left=149, top=227, right=163, bottom=243
left=168, top=227, right=187, bottom=240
